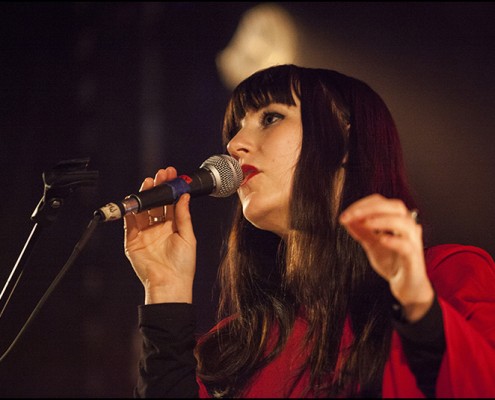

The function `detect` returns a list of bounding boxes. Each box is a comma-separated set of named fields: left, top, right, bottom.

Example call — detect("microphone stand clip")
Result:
left=31, top=157, right=99, bottom=226
left=0, top=157, right=99, bottom=320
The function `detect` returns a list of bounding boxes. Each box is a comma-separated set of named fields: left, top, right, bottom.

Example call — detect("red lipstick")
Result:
left=241, top=164, right=259, bottom=185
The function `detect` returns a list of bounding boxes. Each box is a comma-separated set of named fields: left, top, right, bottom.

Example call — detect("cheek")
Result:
left=273, top=140, right=301, bottom=177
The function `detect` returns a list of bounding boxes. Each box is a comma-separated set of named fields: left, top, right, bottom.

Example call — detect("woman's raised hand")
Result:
left=124, top=167, right=197, bottom=304
left=339, top=194, right=434, bottom=322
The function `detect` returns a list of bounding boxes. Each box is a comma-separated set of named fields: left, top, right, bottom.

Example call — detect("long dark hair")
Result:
left=195, top=65, right=418, bottom=397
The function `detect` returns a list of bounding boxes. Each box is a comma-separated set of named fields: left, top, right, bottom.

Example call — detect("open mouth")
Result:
left=241, top=165, right=259, bottom=185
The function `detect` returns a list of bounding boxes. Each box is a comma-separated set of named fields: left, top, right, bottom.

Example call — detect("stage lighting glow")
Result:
left=216, top=3, right=298, bottom=89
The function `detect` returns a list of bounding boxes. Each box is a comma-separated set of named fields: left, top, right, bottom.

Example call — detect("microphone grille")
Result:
left=200, top=154, right=243, bottom=197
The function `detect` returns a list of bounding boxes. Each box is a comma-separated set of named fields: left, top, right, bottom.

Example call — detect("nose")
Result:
left=226, top=128, right=250, bottom=160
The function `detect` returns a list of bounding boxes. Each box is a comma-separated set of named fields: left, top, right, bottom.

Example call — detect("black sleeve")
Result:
left=134, top=303, right=199, bottom=398
left=392, top=295, right=446, bottom=398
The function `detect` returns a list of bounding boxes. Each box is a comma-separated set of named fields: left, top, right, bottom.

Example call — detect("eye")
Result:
left=260, top=111, right=284, bottom=127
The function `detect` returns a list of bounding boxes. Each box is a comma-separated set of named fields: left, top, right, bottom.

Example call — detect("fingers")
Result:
left=137, top=177, right=158, bottom=228
left=174, top=193, right=196, bottom=244
left=346, top=213, right=419, bottom=243
left=339, top=194, right=431, bottom=312
left=124, top=167, right=179, bottom=238
left=339, top=194, right=420, bottom=246
left=148, top=168, right=176, bottom=225
left=124, top=177, right=154, bottom=241
left=153, top=168, right=178, bottom=228
left=340, top=194, right=409, bottom=223
left=123, top=166, right=195, bottom=251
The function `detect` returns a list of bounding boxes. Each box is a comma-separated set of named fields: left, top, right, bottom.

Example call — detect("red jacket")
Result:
left=197, top=244, right=495, bottom=398
left=383, top=244, right=495, bottom=398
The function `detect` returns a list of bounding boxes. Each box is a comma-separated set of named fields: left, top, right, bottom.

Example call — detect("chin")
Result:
left=241, top=193, right=289, bottom=234
left=242, top=209, right=286, bottom=237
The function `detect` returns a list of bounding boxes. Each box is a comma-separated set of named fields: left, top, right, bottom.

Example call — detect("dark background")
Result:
left=0, top=2, right=493, bottom=397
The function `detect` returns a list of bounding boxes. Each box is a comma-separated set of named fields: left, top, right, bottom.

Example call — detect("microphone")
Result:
left=95, top=154, right=243, bottom=222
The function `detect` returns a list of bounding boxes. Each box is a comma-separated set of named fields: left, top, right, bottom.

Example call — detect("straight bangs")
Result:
left=222, top=65, right=301, bottom=145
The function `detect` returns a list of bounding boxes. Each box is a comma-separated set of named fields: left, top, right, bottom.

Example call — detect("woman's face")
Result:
left=227, top=98, right=302, bottom=238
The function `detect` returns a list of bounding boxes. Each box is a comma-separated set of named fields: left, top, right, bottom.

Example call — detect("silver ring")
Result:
left=410, top=209, right=419, bottom=224
left=148, top=215, right=166, bottom=225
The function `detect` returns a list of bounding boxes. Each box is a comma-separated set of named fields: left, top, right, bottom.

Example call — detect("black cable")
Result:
left=0, top=212, right=102, bottom=363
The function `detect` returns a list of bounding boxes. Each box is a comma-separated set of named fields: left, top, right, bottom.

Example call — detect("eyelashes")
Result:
left=230, top=107, right=287, bottom=137
left=260, top=111, right=284, bottom=128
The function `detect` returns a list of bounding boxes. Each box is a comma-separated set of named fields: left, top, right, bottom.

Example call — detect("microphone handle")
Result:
left=95, top=168, right=215, bottom=222
left=133, top=177, right=190, bottom=210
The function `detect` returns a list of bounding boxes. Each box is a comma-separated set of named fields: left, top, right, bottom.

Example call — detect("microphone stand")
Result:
left=0, top=158, right=99, bottom=319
